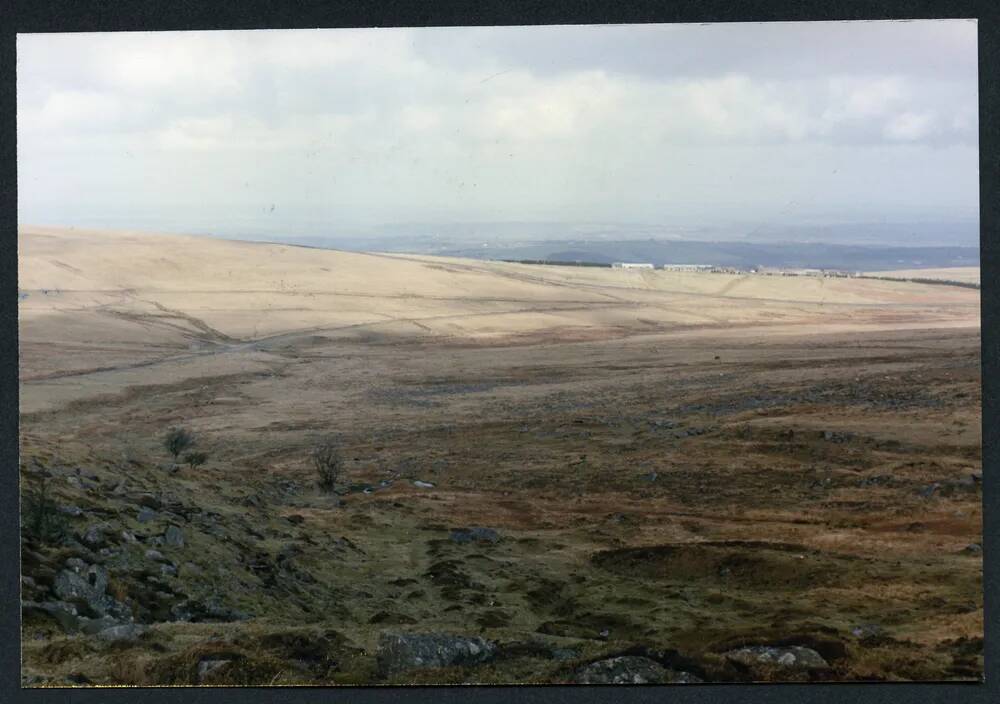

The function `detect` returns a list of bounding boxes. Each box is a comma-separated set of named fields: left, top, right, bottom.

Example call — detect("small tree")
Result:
left=22, top=475, right=70, bottom=545
left=164, top=427, right=195, bottom=461
left=183, top=451, right=208, bottom=472
left=312, top=439, right=342, bottom=493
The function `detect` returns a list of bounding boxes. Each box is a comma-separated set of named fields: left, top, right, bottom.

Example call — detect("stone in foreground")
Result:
left=574, top=655, right=703, bottom=684
left=449, top=527, right=500, bottom=544
left=376, top=632, right=496, bottom=677
left=95, top=624, right=147, bottom=642
left=724, top=645, right=828, bottom=670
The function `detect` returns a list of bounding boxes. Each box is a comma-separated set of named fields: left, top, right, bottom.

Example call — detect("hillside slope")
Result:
left=18, top=226, right=980, bottom=411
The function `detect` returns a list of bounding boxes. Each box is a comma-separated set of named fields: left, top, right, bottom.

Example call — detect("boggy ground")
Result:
left=20, top=323, right=982, bottom=685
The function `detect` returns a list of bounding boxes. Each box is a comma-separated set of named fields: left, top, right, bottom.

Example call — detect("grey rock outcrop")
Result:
left=449, top=527, right=500, bottom=544
left=164, top=525, right=184, bottom=548
left=95, top=624, right=147, bottom=642
left=573, top=656, right=704, bottom=684
left=197, top=659, right=232, bottom=682
left=52, top=562, right=131, bottom=621
left=80, top=524, right=110, bottom=549
left=22, top=600, right=83, bottom=633
left=574, top=656, right=667, bottom=684
left=376, top=632, right=496, bottom=676
left=724, top=645, right=828, bottom=670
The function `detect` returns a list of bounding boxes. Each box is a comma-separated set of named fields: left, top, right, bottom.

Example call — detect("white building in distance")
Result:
left=612, top=262, right=654, bottom=269
left=662, top=264, right=713, bottom=271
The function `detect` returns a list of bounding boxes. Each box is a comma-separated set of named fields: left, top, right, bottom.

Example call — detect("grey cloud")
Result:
left=16, top=22, right=979, bottom=236
left=411, top=20, right=977, bottom=82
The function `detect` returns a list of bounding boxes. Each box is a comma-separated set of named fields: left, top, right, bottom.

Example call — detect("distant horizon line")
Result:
left=17, top=222, right=981, bottom=251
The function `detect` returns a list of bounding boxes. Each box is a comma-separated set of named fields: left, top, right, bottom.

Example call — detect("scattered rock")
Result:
left=857, top=475, right=894, bottom=487
left=179, top=562, right=203, bottom=578
left=574, top=656, right=701, bottom=684
left=137, top=508, right=157, bottom=523
left=851, top=623, right=886, bottom=644
left=286, top=514, right=305, bottom=525
left=724, top=645, right=828, bottom=671
left=145, top=549, right=167, bottom=563
left=168, top=602, right=194, bottom=622
left=551, top=648, right=580, bottom=661
left=203, top=598, right=252, bottom=622
left=376, top=632, right=496, bottom=676
left=59, top=505, right=84, bottom=517
left=77, top=468, right=100, bottom=481
left=95, top=624, right=147, bottom=642
left=821, top=430, right=854, bottom=443
left=412, top=480, right=436, bottom=489
left=962, top=543, right=982, bottom=555
left=21, top=600, right=82, bottom=633
left=54, top=563, right=126, bottom=618
left=80, top=615, right=121, bottom=635
left=137, top=494, right=162, bottom=510
left=168, top=597, right=250, bottom=623
left=921, top=476, right=981, bottom=499
left=449, top=527, right=500, bottom=544
left=164, top=525, right=184, bottom=548
left=919, top=483, right=941, bottom=499
left=197, top=659, right=232, bottom=682
left=945, top=475, right=981, bottom=494
left=80, top=524, right=109, bottom=549
left=160, top=564, right=178, bottom=577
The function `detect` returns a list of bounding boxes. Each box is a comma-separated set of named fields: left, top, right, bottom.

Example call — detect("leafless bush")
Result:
left=312, top=439, right=342, bottom=493
left=183, top=451, right=209, bottom=471
left=165, top=427, right=195, bottom=461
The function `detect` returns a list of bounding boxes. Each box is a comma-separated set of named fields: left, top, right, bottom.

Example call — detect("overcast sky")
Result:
left=17, top=21, right=979, bottom=240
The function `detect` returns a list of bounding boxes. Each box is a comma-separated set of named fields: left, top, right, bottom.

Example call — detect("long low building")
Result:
left=612, top=262, right=654, bottom=269
left=661, top=264, right=713, bottom=271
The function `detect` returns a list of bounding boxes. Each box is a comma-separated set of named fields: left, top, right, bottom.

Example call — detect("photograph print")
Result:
left=17, top=19, right=982, bottom=686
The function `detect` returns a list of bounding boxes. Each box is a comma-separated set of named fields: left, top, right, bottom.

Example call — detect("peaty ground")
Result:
left=18, top=226, right=983, bottom=685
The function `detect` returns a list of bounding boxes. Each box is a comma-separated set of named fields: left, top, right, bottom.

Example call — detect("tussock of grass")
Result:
left=117, top=640, right=285, bottom=686
left=37, top=638, right=96, bottom=665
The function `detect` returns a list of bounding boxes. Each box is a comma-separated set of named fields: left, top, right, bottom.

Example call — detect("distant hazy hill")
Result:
left=224, top=219, right=978, bottom=271
left=445, top=240, right=979, bottom=272
left=357, top=220, right=980, bottom=248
